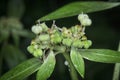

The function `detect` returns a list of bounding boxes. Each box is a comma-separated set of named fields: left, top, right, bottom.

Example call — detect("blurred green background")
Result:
left=0, top=0, right=120, bottom=80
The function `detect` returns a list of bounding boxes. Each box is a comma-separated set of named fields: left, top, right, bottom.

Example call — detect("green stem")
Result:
left=63, top=53, right=78, bottom=80
left=112, top=42, right=120, bottom=80
left=0, top=41, right=7, bottom=76
left=112, top=63, right=120, bottom=80
left=0, top=51, right=3, bottom=76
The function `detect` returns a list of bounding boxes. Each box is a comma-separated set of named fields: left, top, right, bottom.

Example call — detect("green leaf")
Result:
left=37, top=50, right=56, bottom=80
left=39, top=1, right=120, bottom=21
left=3, top=44, right=26, bottom=69
left=70, top=48, right=85, bottom=78
left=17, top=29, right=35, bottom=38
left=0, top=58, right=42, bottom=80
left=79, top=49, right=120, bottom=63
left=12, top=29, right=35, bottom=38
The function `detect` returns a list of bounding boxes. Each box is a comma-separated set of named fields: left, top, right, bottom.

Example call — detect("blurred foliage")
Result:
left=0, top=0, right=34, bottom=77
left=0, top=0, right=120, bottom=80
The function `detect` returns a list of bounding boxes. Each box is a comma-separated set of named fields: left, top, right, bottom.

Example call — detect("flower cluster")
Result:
left=27, top=14, right=92, bottom=58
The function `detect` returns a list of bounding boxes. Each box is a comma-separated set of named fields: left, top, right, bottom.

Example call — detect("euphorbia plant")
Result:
left=27, top=13, right=92, bottom=80
left=0, top=1, right=120, bottom=80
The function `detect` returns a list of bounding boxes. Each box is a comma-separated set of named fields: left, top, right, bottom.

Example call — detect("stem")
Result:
left=112, top=63, right=120, bottom=80
left=112, top=42, right=120, bottom=80
left=0, top=51, right=3, bottom=76
left=63, top=53, right=78, bottom=80
left=0, top=41, right=7, bottom=76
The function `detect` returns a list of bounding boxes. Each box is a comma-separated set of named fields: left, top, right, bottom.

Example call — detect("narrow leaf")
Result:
left=0, top=58, right=42, bottom=80
left=70, top=48, right=85, bottom=78
left=79, top=49, right=120, bottom=63
left=39, top=1, right=120, bottom=21
left=37, top=50, right=56, bottom=80
left=17, top=29, right=35, bottom=38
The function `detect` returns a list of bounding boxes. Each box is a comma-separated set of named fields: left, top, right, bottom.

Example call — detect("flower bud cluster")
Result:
left=27, top=14, right=92, bottom=58
left=78, top=13, right=92, bottom=26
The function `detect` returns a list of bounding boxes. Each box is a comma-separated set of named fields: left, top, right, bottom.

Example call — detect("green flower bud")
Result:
left=39, top=34, right=50, bottom=41
left=54, top=46, right=66, bottom=53
left=27, top=45, right=34, bottom=54
left=81, top=36, right=87, bottom=40
left=80, top=32, right=85, bottom=37
left=33, top=49, right=43, bottom=57
left=70, top=26, right=75, bottom=33
left=75, top=25, right=82, bottom=32
left=40, top=22, right=48, bottom=32
left=72, top=40, right=83, bottom=48
left=50, top=31, right=62, bottom=44
left=31, top=25, right=42, bottom=34
left=62, top=38, right=72, bottom=47
left=62, top=27, right=72, bottom=38
left=83, top=40, right=92, bottom=49
left=41, top=41, right=50, bottom=49
left=70, top=25, right=82, bottom=34
left=88, top=40, right=92, bottom=46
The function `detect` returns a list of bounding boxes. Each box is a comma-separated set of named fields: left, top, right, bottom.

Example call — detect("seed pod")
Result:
left=62, top=27, right=72, bottom=38
left=70, top=26, right=75, bottom=33
left=72, top=40, right=83, bottom=48
left=27, top=45, right=34, bottom=54
left=54, top=45, right=66, bottom=53
left=31, top=25, right=42, bottom=34
left=50, top=31, right=62, bottom=44
left=33, top=49, right=43, bottom=57
left=40, top=22, right=48, bottom=32
left=39, top=34, right=50, bottom=41
left=83, top=40, right=92, bottom=49
left=88, top=40, right=92, bottom=46
left=81, top=36, right=87, bottom=40
left=75, top=25, right=82, bottom=32
left=62, top=38, right=72, bottom=47
left=41, top=41, right=50, bottom=49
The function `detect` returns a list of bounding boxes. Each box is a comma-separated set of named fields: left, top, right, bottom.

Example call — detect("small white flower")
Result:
left=31, top=25, right=42, bottom=34
left=80, top=18, right=92, bottom=26
left=78, top=13, right=89, bottom=21
left=78, top=13, right=92, bottom=26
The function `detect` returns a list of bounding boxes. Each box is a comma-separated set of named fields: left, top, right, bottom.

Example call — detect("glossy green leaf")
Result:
left=70, top=48, right=85, bottom=78
left=39, top=1, right=120, bottom=21
left=79, top=49, right=120, bottom=63
left=0, top=58, right=42, bottom=80
left=3, top=44, right=26, bottom=69
left=37, top=50, right=56, bottom=80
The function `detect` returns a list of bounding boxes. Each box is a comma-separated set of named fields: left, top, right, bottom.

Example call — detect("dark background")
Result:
left=0, top=0, right=120, bottom=80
